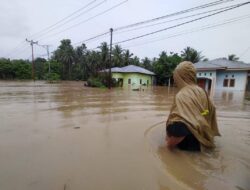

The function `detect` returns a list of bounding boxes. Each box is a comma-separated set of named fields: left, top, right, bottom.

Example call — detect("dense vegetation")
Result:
left=0, top=39, right=216, bottom=85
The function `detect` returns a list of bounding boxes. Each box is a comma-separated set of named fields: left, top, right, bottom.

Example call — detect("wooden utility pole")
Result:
left=109, top=28, right=113, bottom=89
left=26, top=39, right=38, bottom=80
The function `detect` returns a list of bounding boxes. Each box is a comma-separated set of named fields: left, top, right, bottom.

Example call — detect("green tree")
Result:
left=141, top=57, right=153, bottom=71
left=152, top=51, right=182, bottom=85
left=85, top=50, right=101, bottom=77
left=123, top=49, right=133, bottom=66
left=34, top=57, right=47, bottom=80
left=53, top=39, right=75, bottom=80
left=130, top=56, right=141, bottom=66
left=99, top=42, right=109, bottom=68
left=0, top=58, right=13, bottom=79
left=12, top=59, right=32, bottom=79
left=112, top=45, right=123, bottom=67
left=73, top=43, right=87, bottom=80
left=181, top=46, right=204, bottom=63
left=44, top=60, right=62, bottom=79
left=228, top=54, right=239, bottom=61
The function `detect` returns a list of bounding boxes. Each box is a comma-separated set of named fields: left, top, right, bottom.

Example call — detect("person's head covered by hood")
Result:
left=173, top=61, right=197, bottom=89
left=166, top=61, right=220, bottom=151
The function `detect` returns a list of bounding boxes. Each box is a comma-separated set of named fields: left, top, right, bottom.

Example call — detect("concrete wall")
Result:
left=216, top=71, right=248, bottom=91
left=112, top=72, right=153, bottom=87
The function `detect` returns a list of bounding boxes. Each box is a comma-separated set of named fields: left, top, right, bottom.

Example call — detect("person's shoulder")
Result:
left=176, top=85, right=205, bottom=99
left=175, top=87, right=190, bottom=100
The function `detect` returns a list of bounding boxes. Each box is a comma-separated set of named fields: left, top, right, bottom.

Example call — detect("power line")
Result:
left=29, top=0, right=99, bottom=39
left=114, top=0, right=235, bottom=31
left=115, top=4, right=238, bottom=35
left=5, top=0, right=232, bottom=58
left=73, top=31, right=109, bottom=46
left=239, top=46, right=250, bottom=58
left=8, top=46, right=30, bottom=59
left=47, top=3, right=250, bottom=57
left=87, top=14, right=250, bottom=53
left=38, top=0, right=128, bottom=41
left=71, top=0, right=237, bottom=47
left=4, top=40, right=26, bottom=57
left=28, top=14, right=250, bottom=60
left=37, top=44, right=52, bottom=73
left=5, top=0, right=101, bottom=58
left=122, top=14, right=250, bottom=49
left=71, top=1, right=236, bottom=47
left=113, top=2, right=250, bottom=45
left=5, top=0, right=100, bottom=57
left=4, top=0, right=242, bottom=59
left=34, top=0, right=107, bottom=40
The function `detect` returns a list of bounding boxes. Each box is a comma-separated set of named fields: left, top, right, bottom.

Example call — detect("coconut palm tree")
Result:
left=181, top=46, right=204, bottom=63
left=228, top=54, right=239, bottom=61
left=123, top=49, right=133, bottom=66
left=98, top=42, right=109, bottom=68
left=54, top=39, right=75, bottom=80
left=74, top=43, right=87, bottom=80
left=112, top=45, right=123, bottom=67
left=142, top=57, right=152, bottom=71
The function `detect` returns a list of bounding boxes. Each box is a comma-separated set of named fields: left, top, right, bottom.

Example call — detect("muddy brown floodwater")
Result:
left=0, top=81, right=249, bottom=190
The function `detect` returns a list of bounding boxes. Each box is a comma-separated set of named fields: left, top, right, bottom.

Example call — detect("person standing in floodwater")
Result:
left=166, top=61, right=221, bottom=151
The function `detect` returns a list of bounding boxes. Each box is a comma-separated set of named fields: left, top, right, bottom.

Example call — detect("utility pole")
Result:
left=109, top=28, right=113, bottom=89
left=26, top=39, right=38, bottom=80
left=40, top=44, right=51, bottom=74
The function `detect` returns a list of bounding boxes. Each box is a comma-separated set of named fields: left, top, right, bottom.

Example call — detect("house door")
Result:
left=118, top=78, right=123, bottom=87
left=246, top=76, right=250, bottom=91
left=197, top=79, right=206, bottom=89
left=207, top=79, right=212, bottom=92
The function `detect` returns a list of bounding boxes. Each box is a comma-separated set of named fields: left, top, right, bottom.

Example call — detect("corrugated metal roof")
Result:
left=121, top=65, right=155, bottom=75
left=195, top=61, right=225, bottom=70
left=104, top=65, right=155, bottom=75
left=195, top=58, right=250, bottom=70
left=109, top=67, right=122, bottom=72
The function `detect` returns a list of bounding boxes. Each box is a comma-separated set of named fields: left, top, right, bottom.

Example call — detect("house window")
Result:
left=229, top=79, right=235, bottom=87
left=204, top=73, right=207, bottom=76
left=223, top=79, right=229, bottom=87
left=140, top=79, right=142, bottom=84
left=210, top=73, right=212, bottom=76
left=225, top=75, right=228, bottom=78
left=199, top=73, right=201, bottom=76
left=232, top=74, right=234, bottom=78
left=128, top=79, right=131, bottom=84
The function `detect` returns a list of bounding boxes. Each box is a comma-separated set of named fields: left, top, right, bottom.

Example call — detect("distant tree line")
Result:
left=0, top=39, right=240, bottom=85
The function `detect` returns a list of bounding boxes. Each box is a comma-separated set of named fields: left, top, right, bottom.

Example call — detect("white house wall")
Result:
left=196, top=71, right=216, bottom=93
left=196, top=71, right=216, bottom=79
left=216, top=71, right=248, bottom=91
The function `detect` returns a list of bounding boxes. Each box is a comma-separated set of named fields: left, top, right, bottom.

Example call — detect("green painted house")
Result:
left=106, top=65, right=155, bottom=87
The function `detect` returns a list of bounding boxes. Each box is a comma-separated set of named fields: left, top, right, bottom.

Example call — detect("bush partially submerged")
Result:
left=87, top=74, right=117, bottom=88
left=46, top=72, right=60, bottom=83
left=87, top=77, right=105, bottom=88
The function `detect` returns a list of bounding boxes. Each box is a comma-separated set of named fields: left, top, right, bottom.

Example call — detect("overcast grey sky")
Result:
left=1, top=0, right=250, bottom=62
